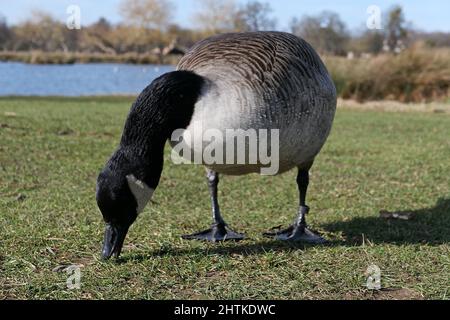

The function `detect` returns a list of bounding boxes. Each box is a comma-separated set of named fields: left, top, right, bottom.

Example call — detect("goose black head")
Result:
left=96, top=159, right=156, bottom=260
left=96, top=70, right=205, bottom=260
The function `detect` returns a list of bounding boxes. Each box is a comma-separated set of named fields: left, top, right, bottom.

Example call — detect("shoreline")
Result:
left=1, top=96, right=448, bottom=114
left=0, top=51, right=181, bottom=65
left=1, top=49, right=449, bottom=104
left=337, top=99, right=450, bottom=114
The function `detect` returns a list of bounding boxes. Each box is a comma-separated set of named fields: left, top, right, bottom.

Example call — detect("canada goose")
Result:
left=97, top=32, right=337, bottom=260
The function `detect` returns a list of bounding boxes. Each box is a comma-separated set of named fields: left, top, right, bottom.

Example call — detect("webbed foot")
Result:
left=263, top=206, right=327, bottom=244
left=263, top=225, right=326, bottom=244
left=182, top=223, right=245, bottom=242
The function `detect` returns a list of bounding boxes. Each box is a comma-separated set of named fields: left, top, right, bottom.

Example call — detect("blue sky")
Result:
left=0, top=0, right=448, bottom=32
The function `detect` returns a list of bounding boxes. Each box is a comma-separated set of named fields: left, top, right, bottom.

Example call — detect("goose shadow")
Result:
left=119, top=240, right=318, bottom=263
left=119, top=198, right=450, bottom=263
left=322, top=197, right=450, bottom=246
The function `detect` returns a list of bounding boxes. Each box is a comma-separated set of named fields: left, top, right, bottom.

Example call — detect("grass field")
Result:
left=1, top=97, right=449, bottom=300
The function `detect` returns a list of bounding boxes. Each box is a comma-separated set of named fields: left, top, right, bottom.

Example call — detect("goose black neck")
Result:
left=116, top=70, right=205, bottom=187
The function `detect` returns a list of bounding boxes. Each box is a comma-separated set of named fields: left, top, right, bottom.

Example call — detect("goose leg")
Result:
left=182, top=170, right=245, bottom=242
left=264, top=168, right=326, bottom=243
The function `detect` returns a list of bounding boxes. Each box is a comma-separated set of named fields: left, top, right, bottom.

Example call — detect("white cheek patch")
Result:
left=126, top=174, right=154, bottom=214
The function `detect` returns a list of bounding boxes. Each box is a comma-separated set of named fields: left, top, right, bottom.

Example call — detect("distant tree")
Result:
left=62, top=22, right=81, bottom=51
left=14, top=10, right=67, bottom=51
left=119, top=0, right=174, bottom=30
left=416, top=31, right=450, bottom=48
left=108, top=24, right=141, bottom=53
left=81, top=18, right=116, bottom=54
left=0, top=14, right=12, bottom=50
left=360, top=30, right=384, bottom=54
left=193, top=0, right=237, bottom=33
left=385, top=6, right=408, bottom=53
left=167, top=24, right=204, bottom=48
left=92, top=17, right=112, bottom=33
left=234, top=1, right=277, bottom=32
left=290, top=11, right=349, bottom=55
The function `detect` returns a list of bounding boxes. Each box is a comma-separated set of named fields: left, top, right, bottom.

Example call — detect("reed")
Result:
left=325, top=47, right=450, bottom=103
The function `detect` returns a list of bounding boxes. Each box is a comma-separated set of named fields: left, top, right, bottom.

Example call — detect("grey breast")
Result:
left=177, top=31, right=337, bottom=172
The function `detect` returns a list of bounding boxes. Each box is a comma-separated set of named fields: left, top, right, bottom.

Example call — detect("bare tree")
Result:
left=193, top=0, right=237, bottom=33
left=361, top=31, right=384, bottom=54
left=414, top=31, right=450, bottom=48
left=14, top=10, right=67, bottom=51
left=119, top=0, right=174, bottom=30
left=385, top=6, right=408, bottom=53
left=234, top=1, right=277, bottom=32
left=0, top=14, right=12, bottom=50
left=81, top=18, right=116, bottom=54
left=348, top=30, right=384, bottom=56
left=290, top=11, right=349, bottom=55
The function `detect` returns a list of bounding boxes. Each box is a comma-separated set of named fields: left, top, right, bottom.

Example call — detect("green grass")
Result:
left=1, top=97, right=449, bottom=300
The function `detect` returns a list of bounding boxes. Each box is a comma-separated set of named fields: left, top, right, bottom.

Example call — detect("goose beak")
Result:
left=101, top=223, right=129, bottom=260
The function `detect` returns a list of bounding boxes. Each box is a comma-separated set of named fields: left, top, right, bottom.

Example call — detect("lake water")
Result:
left=0, top=62, right=175, bottom=96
